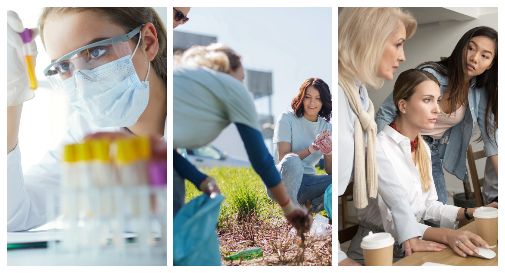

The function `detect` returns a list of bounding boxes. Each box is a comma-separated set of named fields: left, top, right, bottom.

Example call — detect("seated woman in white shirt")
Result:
left=347, top=68, right=497, bottom=263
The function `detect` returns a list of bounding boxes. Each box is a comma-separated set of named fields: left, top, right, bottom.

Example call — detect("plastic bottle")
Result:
left=115, top=137, right=150, bottom=253
left=133, top=136, right=153, bottom=252
left=224, top=247, right=263, bottom=261
left=88, top=139, right=116, bottom=248
left=59, top=143, right=80, bottom=252
left=75, top=141, right=99, bottom=253
left=148, top=140, right=167, bottom=250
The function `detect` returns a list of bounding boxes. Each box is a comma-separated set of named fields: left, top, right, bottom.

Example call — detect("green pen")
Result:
left=7, top=242, right=48, bottom=250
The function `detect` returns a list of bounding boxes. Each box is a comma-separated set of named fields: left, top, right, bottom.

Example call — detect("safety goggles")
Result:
left=173, top=8, right=189, bottom=24
left=43, top=25, right=143, bottom=88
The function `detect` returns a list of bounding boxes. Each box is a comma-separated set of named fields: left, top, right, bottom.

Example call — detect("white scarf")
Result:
left=340, top=81, right=378, bottom=209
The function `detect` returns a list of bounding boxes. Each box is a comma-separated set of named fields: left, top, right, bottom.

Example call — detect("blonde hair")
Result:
left=393, top=69, right=440, bottom=192
left=181, top=43, right=242, bottom=75
left=415, top=137, right=431, bottom=192
left=339, top=8, right=417, bottom=93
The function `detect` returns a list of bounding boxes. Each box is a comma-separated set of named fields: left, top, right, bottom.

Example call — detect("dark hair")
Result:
left=291, top=78, right=332, bottom=122
left=417, top=26, right=497, bottom=137
left=39, top=8, right=167, bottom=85
left=393, top=69, right=440, bottom=113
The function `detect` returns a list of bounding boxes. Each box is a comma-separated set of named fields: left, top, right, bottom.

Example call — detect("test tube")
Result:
left=19, top=28, right=37, bottom=90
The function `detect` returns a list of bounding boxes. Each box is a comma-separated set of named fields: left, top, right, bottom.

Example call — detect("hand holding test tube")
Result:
left=20, top=28, right=38, bottom=90
left=7, top=10, right=38, bottom=106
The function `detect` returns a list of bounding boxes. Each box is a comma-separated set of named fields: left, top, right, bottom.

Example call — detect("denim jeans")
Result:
left=423, top=136, right=448, bottom=204
left=298, top=174, right=332, bottom=212
left=275, top=154, right=332, bottom=212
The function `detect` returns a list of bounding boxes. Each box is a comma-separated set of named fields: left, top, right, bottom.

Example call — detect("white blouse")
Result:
left=360, top=125, right=460, bottom=241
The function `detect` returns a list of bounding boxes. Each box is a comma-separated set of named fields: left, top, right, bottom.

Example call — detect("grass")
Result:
left=184, top=167, right=284, bottom=227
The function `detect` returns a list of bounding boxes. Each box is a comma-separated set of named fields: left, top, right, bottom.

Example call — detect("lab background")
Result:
left=6, top=7, right=169, bottom=266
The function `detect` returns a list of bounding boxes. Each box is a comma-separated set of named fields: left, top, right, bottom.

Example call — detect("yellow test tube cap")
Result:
left=63, top=144, right=78, bottom=163
left=115, top=138, right=137, bottom=164
left=89, top=139, right=111, bottom=162
left=76, top=142, right=92, bottom=162
left=134, top=136, right=151, bottom=160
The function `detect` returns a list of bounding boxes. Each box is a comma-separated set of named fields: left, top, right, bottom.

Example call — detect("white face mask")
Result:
left=63, top=35, right=150, bottom=128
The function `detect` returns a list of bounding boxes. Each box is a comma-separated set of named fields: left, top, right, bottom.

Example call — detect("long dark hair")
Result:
left=291, top=78, right=332, bottom=122
left=417, top=26, right=497, bottom=138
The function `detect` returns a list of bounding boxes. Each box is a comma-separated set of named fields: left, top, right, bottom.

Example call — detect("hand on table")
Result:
left=403, top=237, right=446, bottom=256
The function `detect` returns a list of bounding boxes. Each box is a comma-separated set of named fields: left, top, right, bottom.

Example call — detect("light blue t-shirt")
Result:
left=273, top=110, right=332, bottom=174
left=174, top=67, right=259, bottom=149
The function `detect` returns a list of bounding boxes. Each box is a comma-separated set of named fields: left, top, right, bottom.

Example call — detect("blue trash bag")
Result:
left=324, top=185, right=332, bottom=219
left=174, top=193, right=224, bottom=266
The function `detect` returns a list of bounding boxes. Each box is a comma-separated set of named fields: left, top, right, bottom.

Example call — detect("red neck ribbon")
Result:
left=390, top=121, right=418, bottom=153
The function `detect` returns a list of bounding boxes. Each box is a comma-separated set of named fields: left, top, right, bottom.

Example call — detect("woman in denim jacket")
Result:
left=376, top=26, right=498, bottom=204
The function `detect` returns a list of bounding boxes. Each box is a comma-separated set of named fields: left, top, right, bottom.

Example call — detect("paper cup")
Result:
left=361, top=231, right=395, bottom=266
left=474, top=207, right=498, bottom=247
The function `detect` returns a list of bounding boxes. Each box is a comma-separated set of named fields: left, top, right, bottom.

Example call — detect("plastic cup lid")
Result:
left=474, top=207, right=498, bottom=219
left=360, top=231, right=395, bottom=249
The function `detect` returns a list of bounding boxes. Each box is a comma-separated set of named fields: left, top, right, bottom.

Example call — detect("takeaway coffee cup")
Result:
left=474, top=207, right=498, bottom=247
left=361, top=231, right=395, bottom=266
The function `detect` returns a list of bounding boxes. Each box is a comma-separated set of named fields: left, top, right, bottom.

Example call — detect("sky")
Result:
left=176, top=7, right=332, bottom=120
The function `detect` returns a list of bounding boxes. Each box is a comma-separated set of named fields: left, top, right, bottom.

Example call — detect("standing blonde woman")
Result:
left=338, top=7, right=427, bottom=265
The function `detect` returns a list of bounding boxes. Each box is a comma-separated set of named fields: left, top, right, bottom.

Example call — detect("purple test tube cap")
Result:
left=149, top=160, right=167, bottom=187
left=20, top=28, right=33, bottom=44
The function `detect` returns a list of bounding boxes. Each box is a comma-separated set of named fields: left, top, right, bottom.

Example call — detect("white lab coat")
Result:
left=7, top=111, right=124, bottom=231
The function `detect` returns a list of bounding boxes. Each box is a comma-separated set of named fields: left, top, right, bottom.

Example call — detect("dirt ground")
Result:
left=218, top=216, right=332, bottom=266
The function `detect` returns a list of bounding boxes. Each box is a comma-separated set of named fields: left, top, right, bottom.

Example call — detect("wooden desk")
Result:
left=394, top=221, right=498, bottom=266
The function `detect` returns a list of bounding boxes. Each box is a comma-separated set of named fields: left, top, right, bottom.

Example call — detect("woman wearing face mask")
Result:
left=7, top=8, right=167, bottom=231
left=348, top=69, right=497, bottom=263
left=376, top=26, right=498, bottom=205
left=338, top=8, right=439, bottom=266
left=173, top=43, right=312, bottom=234
left=271, top=78, right=332, bottom=213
